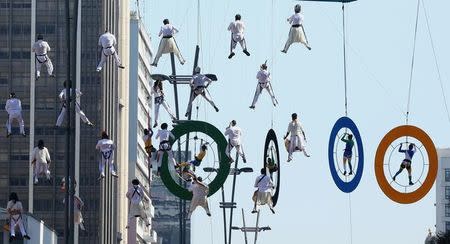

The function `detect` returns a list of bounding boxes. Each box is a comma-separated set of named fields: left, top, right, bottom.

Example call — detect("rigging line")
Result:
left=271, top=0, right=275, bottom=129
left=406, top=0, right=420, bottom=125
left=421, top=0, right=450, bottom=125
left=197, top=0, right=201, bottom=46
left=342, top=3, right=348, bottom=117
left=348, top=193, right=353, bottom=244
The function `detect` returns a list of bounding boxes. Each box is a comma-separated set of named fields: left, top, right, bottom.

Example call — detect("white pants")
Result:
left=97, top=46, right=122, bottom=70
left=128, top=201, right=149, bottom=226
left=283, top=26, right=309, bottom=52
left=56, top=103, right=91, bottom=127
left=230, top=33, right=247, bottom=52
left=188, top=198, right=210, bottom=217
left=155, top=99, right=176, bottom=124
left=7, top=111, right=25, bottom=134
left=226, top=139, right=246, bottom=161
left=251, top=82, right=277, bottom=107
left=35, top=55, right=53, bottom=77
left=186, top=88, right=217, bottom=115
left=34, top=162, right=50, bottom=183
left=99, top=150, right=116, bottom=175
left=153, top=37, right=185, bottom=65
left=288, top=135, right=308, bottom=158
left=10, top=216, right=26, bottom=237
left=157, top=150, right=177, bottom=168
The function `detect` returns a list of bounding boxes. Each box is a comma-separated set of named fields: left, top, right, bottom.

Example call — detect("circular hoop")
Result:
left=263, top=129, right=281, bottom=207
left=328, top=117, right=364, bottom=193
left=161, top=120, right=230, bottom=200
left=374, top=125, right=438, bottom=204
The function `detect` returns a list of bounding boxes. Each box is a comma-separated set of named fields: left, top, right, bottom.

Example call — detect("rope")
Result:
left=270, top=0, right=275, bottom=129
left=209, top=215, right=214, bottom=244
left=406, top=0, right=420, bottom=125
left=348, top=193, right=353, bottom=244
left=421, top=0, right=450, bottom=125
left=342, top=3, right=348, bottom=117
left=197, top=0, right=201, bottom=46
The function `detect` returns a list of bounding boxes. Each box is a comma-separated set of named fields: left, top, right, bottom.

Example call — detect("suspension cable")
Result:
left=342, top=4, right=348, bottom=117
left=406, top=0, right=420, bottom=125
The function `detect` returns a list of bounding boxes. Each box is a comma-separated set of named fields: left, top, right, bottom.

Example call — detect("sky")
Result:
left=136, top=0, right=450, bottom=243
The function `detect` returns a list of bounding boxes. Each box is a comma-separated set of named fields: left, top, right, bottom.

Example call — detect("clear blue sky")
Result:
left=137, top=0, right=450, bottom=243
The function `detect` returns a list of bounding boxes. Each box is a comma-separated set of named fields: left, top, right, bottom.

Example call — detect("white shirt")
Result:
left=189, top=181, right=209, bottom=199
left=190, top=74, right=211, bottom=89
left=151, top=86, right=163, bottom=98
left=224, top=126, right=242, bottom=142
left=32, top=147, right=51, bottom=164
left=287, top=120, right=304, bottom=136
left=155, top=129, right=175, bottom=142
left=288, top=13, right=304, bottom=26
left=98, top=32, right=117, bottom=48
left=32, top=40, right=51, bottom=55
left=126, top=185, right=145, bottom=204
left=59, top=88, right=82, bottom=101
left=5, top=98, right=22, bottom=113
left=96, top=139, right=115, bottom=152
left=227, top=20, right=245, bottom=35
left=256, top=70, right=271, bottom=84
left=254, top=174, right=273, bottom=192
left=7, top=200, right=23, bottom=218
left=159, top=24, right=179, bottom=37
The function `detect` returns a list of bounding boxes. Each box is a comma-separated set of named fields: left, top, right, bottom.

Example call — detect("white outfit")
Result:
left=31, top=146, right=51, bottom=183
left=186, top=74, right=217, bottom=116
left=96, top=139, right=116, bottom=177
left=96, top=32, right=123, bottom=71
left=126, top=185, right=149, bottom=226
left=32, top=40, right=54, bottom=78
left=5, top=98, right=25, bottom=135
left=283, top=13, right=310, bottom=52
left=188, top=181, right=210, bottom=217
left=56, top=88, right=92, bottom=127
left=156, top=129, right=177, bottom=168
left=152, top=86, right=176, bottom=124
left=224, top=125, right=246, bottom=162
left=251, top=69, right=278, bottom=107
left=228, top=20, right=247, bottom=52
left=74, top=196, right=85, bottom=230
left=254, top=175, right=274, bottom=207
left=7, top=200, right=27, bottom=238
left=153, top=24, right=185, bottom=65
left=287, top=120, right=309, bottom=160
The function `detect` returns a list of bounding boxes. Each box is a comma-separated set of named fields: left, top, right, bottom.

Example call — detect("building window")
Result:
left=446, top=222, right=450, bottom=231
left=446, top=187, right=450, bottom=199
left=446, top=169, right=450, bottom=182
left=446, top=204, right=450, bottom=217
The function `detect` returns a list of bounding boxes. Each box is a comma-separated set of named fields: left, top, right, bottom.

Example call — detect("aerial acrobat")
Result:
left=96, top=30, right=125, bottom=72
left=393, top=143, right=417, bottom=186
left=284, top=113, right=310, bottom=162
left=185, top=66, right=219, bottom=117
left=252, top=168, right=275, bottom=214
left=227, top=14, right=250, bottom=59
left=249, top=61, right=278, bottom=109
left=151, top=19, right=186, bottom=67
left=152, top=79, right=177, bottom=128
left=281, top=4, right=311, bottom=53
left=32, top=34, right=55, bottom=80
left=5, top=92, right=26, bottom=137
left=341, top=133, right=354, bottom=176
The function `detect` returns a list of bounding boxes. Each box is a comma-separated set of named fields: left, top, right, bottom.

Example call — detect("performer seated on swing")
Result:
left=188, top=176, right=211, bottom=217
left=284, top=113, right=310, bottom=162
left=341, top=133, right=354, bottom=176
left=6, top=192, right=31, bottom=241
left=151, top=19, right=186, bottom=67
left=227, top=14, right=250, bottom=59
left=176, top=143, right=209, bottom=180
left=281, top=4, right=311, bottom=53
left=252, top=168, right=275, bottom=214
left=185, top=66, right=219, bottom=117
left=393, top=143, right=417, bottom=186
left=155, top=123, right=177, bottom=176
left=96, top=30, right=125, bottom=72
left=249, top=61, right=278, bottom=109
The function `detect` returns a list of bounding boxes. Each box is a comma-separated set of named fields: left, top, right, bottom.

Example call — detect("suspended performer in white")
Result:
left=56, top=81, right=94, bottom=127
left=249, top=62, right=278, bottom=109
left=31, top=140, right=52, bottom=184
left=152, top=79, right=177, bottom=128
left=7, top=192, right=31, bottom=241
left=32, top=34, right=54, bottom=80
left=188, top=176, right=211, bottom=217
left=126, top=179, right=150, bottom=227
left=225, top=120, right=247, bottom=163
left=393, top=143, right=417, bottom=186
left=61, top=178, right=86, bottom=231
left=341, top=133, right=354, bottom=176
left=155, top=123, right=177, bottom=176
left=185, top=67, right=219, bottom=117
left=151, top=19, right=186, bottom=67
left=227, top=14, right=250, bottom=59
left=281, top=4, right=311, bottom=53
left=96, top=131, right=118, bottom=179
left=96, top=30, right=125, bottom=72
left=252, top=168, right=275, bottom=214
left=284, top=113, right=310, bottom=162
left=5, top=92, right=25, bottom=137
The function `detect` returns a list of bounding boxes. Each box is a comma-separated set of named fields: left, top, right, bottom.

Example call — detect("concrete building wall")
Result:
left=436, top=148, right=450, bottom=233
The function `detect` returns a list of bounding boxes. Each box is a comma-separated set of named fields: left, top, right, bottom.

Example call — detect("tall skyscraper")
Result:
left=436, top=148, right=450, bottom=233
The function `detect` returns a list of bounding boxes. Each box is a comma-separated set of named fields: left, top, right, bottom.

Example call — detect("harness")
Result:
left=101, top=150, right=113, bottom=160
left=9, top=202, right=22, bottom=222
left=154, top=96, right=164, bottom=104
left=163, top=35, right=173, bottom=38
left=131, top=186, right=142, bottom=199
left=292, top=24, right=301, bottom=28
left=35, top=53, right=48, bottom=63
left=102, top=46, right=115, bottom=56
left=159, top=140, right=172, bottom=151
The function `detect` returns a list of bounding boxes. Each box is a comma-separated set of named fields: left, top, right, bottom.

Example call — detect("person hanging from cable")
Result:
left=225, top=120, right=247, bottom=163
left=341, top=133, right=354, bottom=176
left=252, top=168, right=275, bottom=214
left=5, top=92, right=25, bottom=137
left=96, top=131, right=118, bottom=179
left=126, top=179, right=150, bottom=228
left=31, top=139, right=52, bottom=185
left=227, top=14, right=250, bottom=59
left=281, top=4, right=311, bottom=53
left=155, top=123, right=177, bottom=176
left=185, top=66, right=219, bottom=117
left=32, top=34, right=55, bottom=80
left=284, top=113, right=310, bottom=162
left=249, top=61, right=278, bottom=109
left=151, top=19, right=186, bottom=67
left=188, top=176, right=211, bottom=217
left=143, top=128, right=155, bottom=158
left=6, top=192, right=31, bottom=241
left=56, top=80, right=94, bottom=127
left=175, top=143, right=209, bottom=180
left=152, top=79, right=177, bottom=128
left=96, top=30, right=125, bottom=72
left=60, top=178, right=86, bottom=231
left=393, top=143, right=417, bottom=186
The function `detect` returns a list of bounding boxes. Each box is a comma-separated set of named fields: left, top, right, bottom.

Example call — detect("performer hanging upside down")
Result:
left=31, top=140, right=52, bottom=185
left=151, top=19, right=186, bottom=67
left=393, top=143, right=417, bottom=186
left=341, top=133, right=354, bottom=176
left=185, top=67, right=219, bottom=117
left=96, top=131, right=117, bottom=179
left=152, top=79, right=177, bottom=128
left=155, top=123, right=177, bottom=176
left=7, top=192, right=31, bottom=242
left=5, top=92, right=25, bottom=137
left=284, top=113, right=310, bottom=162
left=249, top=61, right=278, bottom=109
left=56, top=81, right=94, bottom=127
left=225, top=120, right=247, bottom=163
left=252, top=168, right=275, bottom=214
left=188, top=176, right=211, bottom=217
left=281, top=4, right=311, bottom=53
left=96, top=30, right=125, bottom=72
left=227, top=14, right=250, bottom=59
left=32, top=34, right=54, bottom=80
left=126, top=179, right=150, bottom=228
